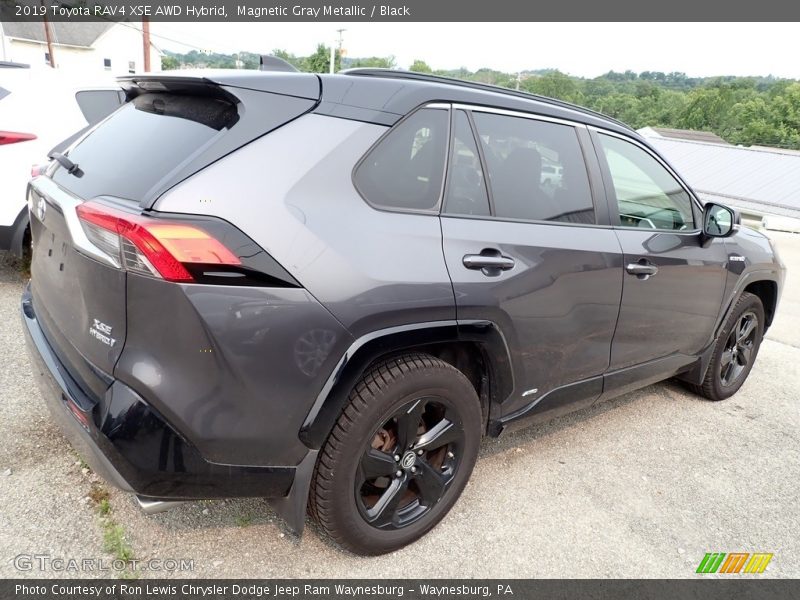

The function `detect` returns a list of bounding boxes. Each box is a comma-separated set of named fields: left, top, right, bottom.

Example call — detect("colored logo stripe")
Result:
left=696, top=552, right=773, bottom=574
left=697, top=553, right=726, bottom=573
left=744, top=553, right=773, bottom=573
left=719, top=553, right=749, bottom=573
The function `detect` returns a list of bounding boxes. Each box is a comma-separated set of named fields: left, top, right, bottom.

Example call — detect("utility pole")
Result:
left=330, top=28, right=345, bottom=74
left=41, top=0, right=56, bottom=68
left=142, top=16, right=151, bottom=72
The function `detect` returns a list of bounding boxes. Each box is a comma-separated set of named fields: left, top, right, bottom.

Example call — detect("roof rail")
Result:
left=341, top=68, right=632, bottom=131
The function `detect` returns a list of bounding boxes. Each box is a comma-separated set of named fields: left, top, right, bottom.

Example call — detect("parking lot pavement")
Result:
left=1, top=232, right=798, bottom=579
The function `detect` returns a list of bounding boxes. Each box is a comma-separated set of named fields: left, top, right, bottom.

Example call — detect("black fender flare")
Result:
left=680, top=268, right=782, bottom=386
left=298, top=319, right=515, bottom=450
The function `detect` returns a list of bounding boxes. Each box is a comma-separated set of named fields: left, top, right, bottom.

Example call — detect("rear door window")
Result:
left=471, top=111, right=595, bottom=224
left=354, top=107, right=449, bottom=212
left=52, top=92, right=238, bottom=202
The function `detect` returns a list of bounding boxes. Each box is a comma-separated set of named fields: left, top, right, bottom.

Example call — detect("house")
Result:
left=0, top=21, right=161, bottom=75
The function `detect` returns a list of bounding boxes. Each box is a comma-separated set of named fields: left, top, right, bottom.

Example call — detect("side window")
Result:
left=598, top=133, right=695, bottom=230
left=354, top=108, right=448, bottom=212
left=443, top=110, right=490, bottom=216
left=471, top=112, right=594, bottom=224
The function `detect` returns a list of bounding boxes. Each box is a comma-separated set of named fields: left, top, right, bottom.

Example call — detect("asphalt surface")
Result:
left=0, top=231, right=798, bottom=579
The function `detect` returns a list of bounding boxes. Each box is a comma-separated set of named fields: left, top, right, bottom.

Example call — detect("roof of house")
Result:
left=1, top=21, right=114, bottom=48
left=648, top=136, right=800, bottom=213
left=640, top=126, right=730, bottom=145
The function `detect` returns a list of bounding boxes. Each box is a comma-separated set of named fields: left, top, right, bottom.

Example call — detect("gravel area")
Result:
left=1, top=232, right=798, bottom=579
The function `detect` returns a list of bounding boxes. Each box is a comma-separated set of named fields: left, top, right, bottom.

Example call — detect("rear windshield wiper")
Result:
left=48, top=152, right=84, bottom=178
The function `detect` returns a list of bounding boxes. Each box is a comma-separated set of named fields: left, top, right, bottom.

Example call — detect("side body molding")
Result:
left=299, top=319, right=515, bottom=449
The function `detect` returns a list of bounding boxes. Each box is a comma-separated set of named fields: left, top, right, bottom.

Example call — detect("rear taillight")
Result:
left=76, top=201, right=241, bottom=282
left=0, top=131, right=37, bottom=145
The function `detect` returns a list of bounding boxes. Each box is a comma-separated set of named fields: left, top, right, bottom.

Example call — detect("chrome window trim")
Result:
left=451, top=102, right=590, bottom=130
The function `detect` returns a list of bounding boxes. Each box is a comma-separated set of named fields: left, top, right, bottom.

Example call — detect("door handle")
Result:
left=626, top=259, right=658, bottom=280
left=463, top=251, right=515, bottom=276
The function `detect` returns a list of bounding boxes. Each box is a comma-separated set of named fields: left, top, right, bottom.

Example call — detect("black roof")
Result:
left=342, top=69, right=632, bottom=130
left=120, top=68, right=635, bottom=136
left=317, top=69, right=635, bottom=135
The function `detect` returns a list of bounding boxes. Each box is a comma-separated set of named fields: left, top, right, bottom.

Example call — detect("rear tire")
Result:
left=308, top=353, right=482, bottom=555
left=694, top=292, right=765, bottom=401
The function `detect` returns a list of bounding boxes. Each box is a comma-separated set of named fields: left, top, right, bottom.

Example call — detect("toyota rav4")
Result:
left=22, top=69, right=785, bottom=555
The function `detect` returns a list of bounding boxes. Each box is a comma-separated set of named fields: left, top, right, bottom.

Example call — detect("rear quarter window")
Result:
left=0, top=86, right=9, bottom=101
left=354, top=108, right=449, bottom=212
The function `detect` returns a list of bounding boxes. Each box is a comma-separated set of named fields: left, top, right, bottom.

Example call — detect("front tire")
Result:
left=695, top=291, right=765, bottom=401
left=308, top=353, right=482, bottom=555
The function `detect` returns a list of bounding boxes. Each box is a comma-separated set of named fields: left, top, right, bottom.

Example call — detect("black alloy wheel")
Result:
left=355, top=396, right=465, bottom=529
left=693, top=291, right=765, bottom=401
left=719, top=311, right=758, bottom=387
left=309, top=353, right=482, bottom=555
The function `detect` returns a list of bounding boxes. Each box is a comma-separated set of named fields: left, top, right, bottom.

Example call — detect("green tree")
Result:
left=409, top=60, right=433, bottom=73
left=349, top=56, right=396, bottom=69
left=521, top=71, right=584, bottom=104
left=303, top=43, right=341, bottom=73
left=161, top=54, right=180, bottom=70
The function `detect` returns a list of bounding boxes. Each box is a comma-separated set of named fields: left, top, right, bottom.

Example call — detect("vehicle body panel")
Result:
left=441, top=216, right=623, bottom=415
left=118, top=273, right=352, bottom=466
left=608, top=230, right=729, bottom=369
left=154, top=114, right=457, bottom=339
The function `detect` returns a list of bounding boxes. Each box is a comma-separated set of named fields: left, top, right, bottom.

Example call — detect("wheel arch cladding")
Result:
left=744, top=280, right=777, bottom=328
left=299, top=321, right=515, bottom=449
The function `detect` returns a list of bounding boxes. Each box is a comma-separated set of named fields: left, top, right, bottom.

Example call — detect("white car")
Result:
left=0, top=64, right=124, bottom=256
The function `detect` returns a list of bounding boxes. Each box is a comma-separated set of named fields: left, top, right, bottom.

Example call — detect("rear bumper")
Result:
left=21, top=284, right=299, bottom=502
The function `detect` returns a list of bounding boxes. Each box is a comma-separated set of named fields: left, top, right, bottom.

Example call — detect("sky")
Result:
left=149, top=22, right=800, bottom=79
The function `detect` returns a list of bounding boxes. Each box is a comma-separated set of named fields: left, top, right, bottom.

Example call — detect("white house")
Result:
left=0, top=21, right=161, bottom=75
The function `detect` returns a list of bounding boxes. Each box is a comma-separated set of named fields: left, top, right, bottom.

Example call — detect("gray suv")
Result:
left=22, top=69, right=785, bottom=555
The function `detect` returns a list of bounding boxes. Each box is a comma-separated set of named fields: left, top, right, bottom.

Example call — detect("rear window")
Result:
left=52, top=92, right=239, bottom=202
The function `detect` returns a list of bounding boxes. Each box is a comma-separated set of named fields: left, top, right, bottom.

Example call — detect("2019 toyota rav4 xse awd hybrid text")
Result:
left=22, top=69, right=785, bottom=555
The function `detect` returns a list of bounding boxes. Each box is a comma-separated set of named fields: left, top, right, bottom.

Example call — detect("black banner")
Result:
left=2, top=0, right=800, bottom=22
left=3, top=580, right=800, bottom=600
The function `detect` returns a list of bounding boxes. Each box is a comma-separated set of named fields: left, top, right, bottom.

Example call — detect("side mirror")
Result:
left=702, top=202, right=736, bottom=238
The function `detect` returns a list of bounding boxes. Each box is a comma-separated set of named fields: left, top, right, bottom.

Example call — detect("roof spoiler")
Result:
left=260, top=55, right=298, bottom=73
left=117, top=75, right=239, bottom=103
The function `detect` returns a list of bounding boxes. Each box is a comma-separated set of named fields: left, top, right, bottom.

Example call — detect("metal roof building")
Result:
left=639, top=132, right=800, bottom=218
